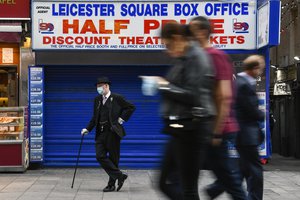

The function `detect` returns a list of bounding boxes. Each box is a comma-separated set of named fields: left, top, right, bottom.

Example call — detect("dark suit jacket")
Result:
left=235, top=75, right=264, bottom=146
left=86, top=93, right=135, bottom=139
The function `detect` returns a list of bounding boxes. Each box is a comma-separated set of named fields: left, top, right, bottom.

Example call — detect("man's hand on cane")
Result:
left=81, top=128, right=89, bottom=135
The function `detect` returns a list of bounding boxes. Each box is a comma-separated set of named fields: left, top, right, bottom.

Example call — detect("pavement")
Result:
left=1, top=154, right=300, bottom=200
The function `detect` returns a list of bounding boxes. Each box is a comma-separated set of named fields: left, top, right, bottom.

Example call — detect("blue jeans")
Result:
left=237, top=146, right=263, bottom=200
left=206, top=133, right=246, bottom=200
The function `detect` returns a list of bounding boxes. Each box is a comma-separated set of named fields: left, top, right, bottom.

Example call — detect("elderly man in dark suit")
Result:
left=81, top=77, right=135, bottom=192
left=235, top=55, right=265, bottom=200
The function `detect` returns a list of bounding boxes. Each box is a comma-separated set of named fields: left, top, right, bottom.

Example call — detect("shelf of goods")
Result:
left=0, top=107, right=29, bottom=172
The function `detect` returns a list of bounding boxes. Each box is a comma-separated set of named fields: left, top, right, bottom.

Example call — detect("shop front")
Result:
left=0, top=0, right=31, bottom=107
left=0, top=0, right=30, bottom=171
left=271, top=63, right=300, bottom=158
left=29, top=0, right=280, bottom=168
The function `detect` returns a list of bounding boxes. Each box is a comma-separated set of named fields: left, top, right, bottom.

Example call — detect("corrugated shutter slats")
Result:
left=43, top=65, right=169, bottom=168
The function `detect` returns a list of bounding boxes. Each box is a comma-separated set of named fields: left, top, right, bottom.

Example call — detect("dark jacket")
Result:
left=160, top=43, right=216, bottom=119
left=86, top=93, right=135, bottom=139
left=235, top=75, right=265, bottom=146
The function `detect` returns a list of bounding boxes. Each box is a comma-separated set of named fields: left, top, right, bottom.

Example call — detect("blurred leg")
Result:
left=159, top=138, right=182, bottom=200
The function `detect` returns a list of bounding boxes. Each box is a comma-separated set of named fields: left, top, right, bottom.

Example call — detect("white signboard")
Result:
left=257, top=3, right=269, bottom=48
left=274, top=83, right=292, bottom=96
left=32, top=1, right=257, bottom=50
left=2, top=48, right=13, bottom=63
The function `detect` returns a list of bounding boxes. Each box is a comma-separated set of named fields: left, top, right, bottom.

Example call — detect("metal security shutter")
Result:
left=44, top=65, right=169, bottom=168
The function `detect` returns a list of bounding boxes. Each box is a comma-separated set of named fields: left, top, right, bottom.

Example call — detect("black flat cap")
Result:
left=95, top=77, right=111, bottom=85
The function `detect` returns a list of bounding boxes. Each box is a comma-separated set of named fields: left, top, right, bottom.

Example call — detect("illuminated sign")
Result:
left=32, top=1, right=257, bottom=50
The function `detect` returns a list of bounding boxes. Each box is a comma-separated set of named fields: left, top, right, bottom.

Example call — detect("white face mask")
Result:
left=97, top=87, right=104, bottom=95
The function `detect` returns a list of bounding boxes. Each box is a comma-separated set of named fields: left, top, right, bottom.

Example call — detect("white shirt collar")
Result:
left=238, top=72, right=256, bottom=86
left=103, top=91, right=111, bottom=99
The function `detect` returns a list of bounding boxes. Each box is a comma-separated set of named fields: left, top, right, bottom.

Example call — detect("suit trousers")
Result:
left=206, top=133, right=246, bottom=200
left=237, top=146, right=263, bottom=200
left=95, top=128, right=122, bottom=186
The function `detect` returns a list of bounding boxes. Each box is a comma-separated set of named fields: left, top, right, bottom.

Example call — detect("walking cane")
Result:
left=71, top=134, right=84, bottom=188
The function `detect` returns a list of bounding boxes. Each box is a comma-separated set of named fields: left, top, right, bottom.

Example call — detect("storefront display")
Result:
left=0, top=0, right=30, bottom=106
left=0, top=65, right=18, bottom=107
left=29, top=0, right=281, bottom=168
left=0, top=107, right=29, bottom=172
left=0, top=0, right=31, bottom=171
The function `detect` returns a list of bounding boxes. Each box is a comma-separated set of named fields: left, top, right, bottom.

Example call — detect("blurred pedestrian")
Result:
left=235, top=55, right=265, bottom=200
left=142, top=22, right=216, bottom=200
left=81, top=77, right=135, bottom=192
left=190, top=16, right=246, bottom=200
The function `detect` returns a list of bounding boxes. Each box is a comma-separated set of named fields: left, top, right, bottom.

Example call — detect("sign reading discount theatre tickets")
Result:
left=32, top=1, right=257, bottom=50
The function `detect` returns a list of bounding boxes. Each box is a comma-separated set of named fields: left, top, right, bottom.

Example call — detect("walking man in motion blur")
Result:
left=235, top=55, right=265, bottom=200
left=190, top=16, right=246, bottom=200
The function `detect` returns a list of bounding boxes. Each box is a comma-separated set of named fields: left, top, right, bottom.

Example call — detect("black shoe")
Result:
left=117, top=174, right=128, bottom=191
left=103, top=185, right=115, bottom=192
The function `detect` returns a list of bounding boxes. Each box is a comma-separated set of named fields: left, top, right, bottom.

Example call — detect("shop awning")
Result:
left=0, top=22, right=22, bottom=43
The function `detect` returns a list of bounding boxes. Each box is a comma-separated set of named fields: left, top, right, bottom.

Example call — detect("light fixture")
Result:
left=23, top=37, right=31, bottom=48
left=294, top=56, right=300, bottom=61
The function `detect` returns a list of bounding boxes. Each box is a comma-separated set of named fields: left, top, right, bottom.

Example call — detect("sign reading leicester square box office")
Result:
left=32, top=1, right=256, bottom=50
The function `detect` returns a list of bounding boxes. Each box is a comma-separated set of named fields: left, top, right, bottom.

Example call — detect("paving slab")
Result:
left=0, top=154, right=300, bottom=199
